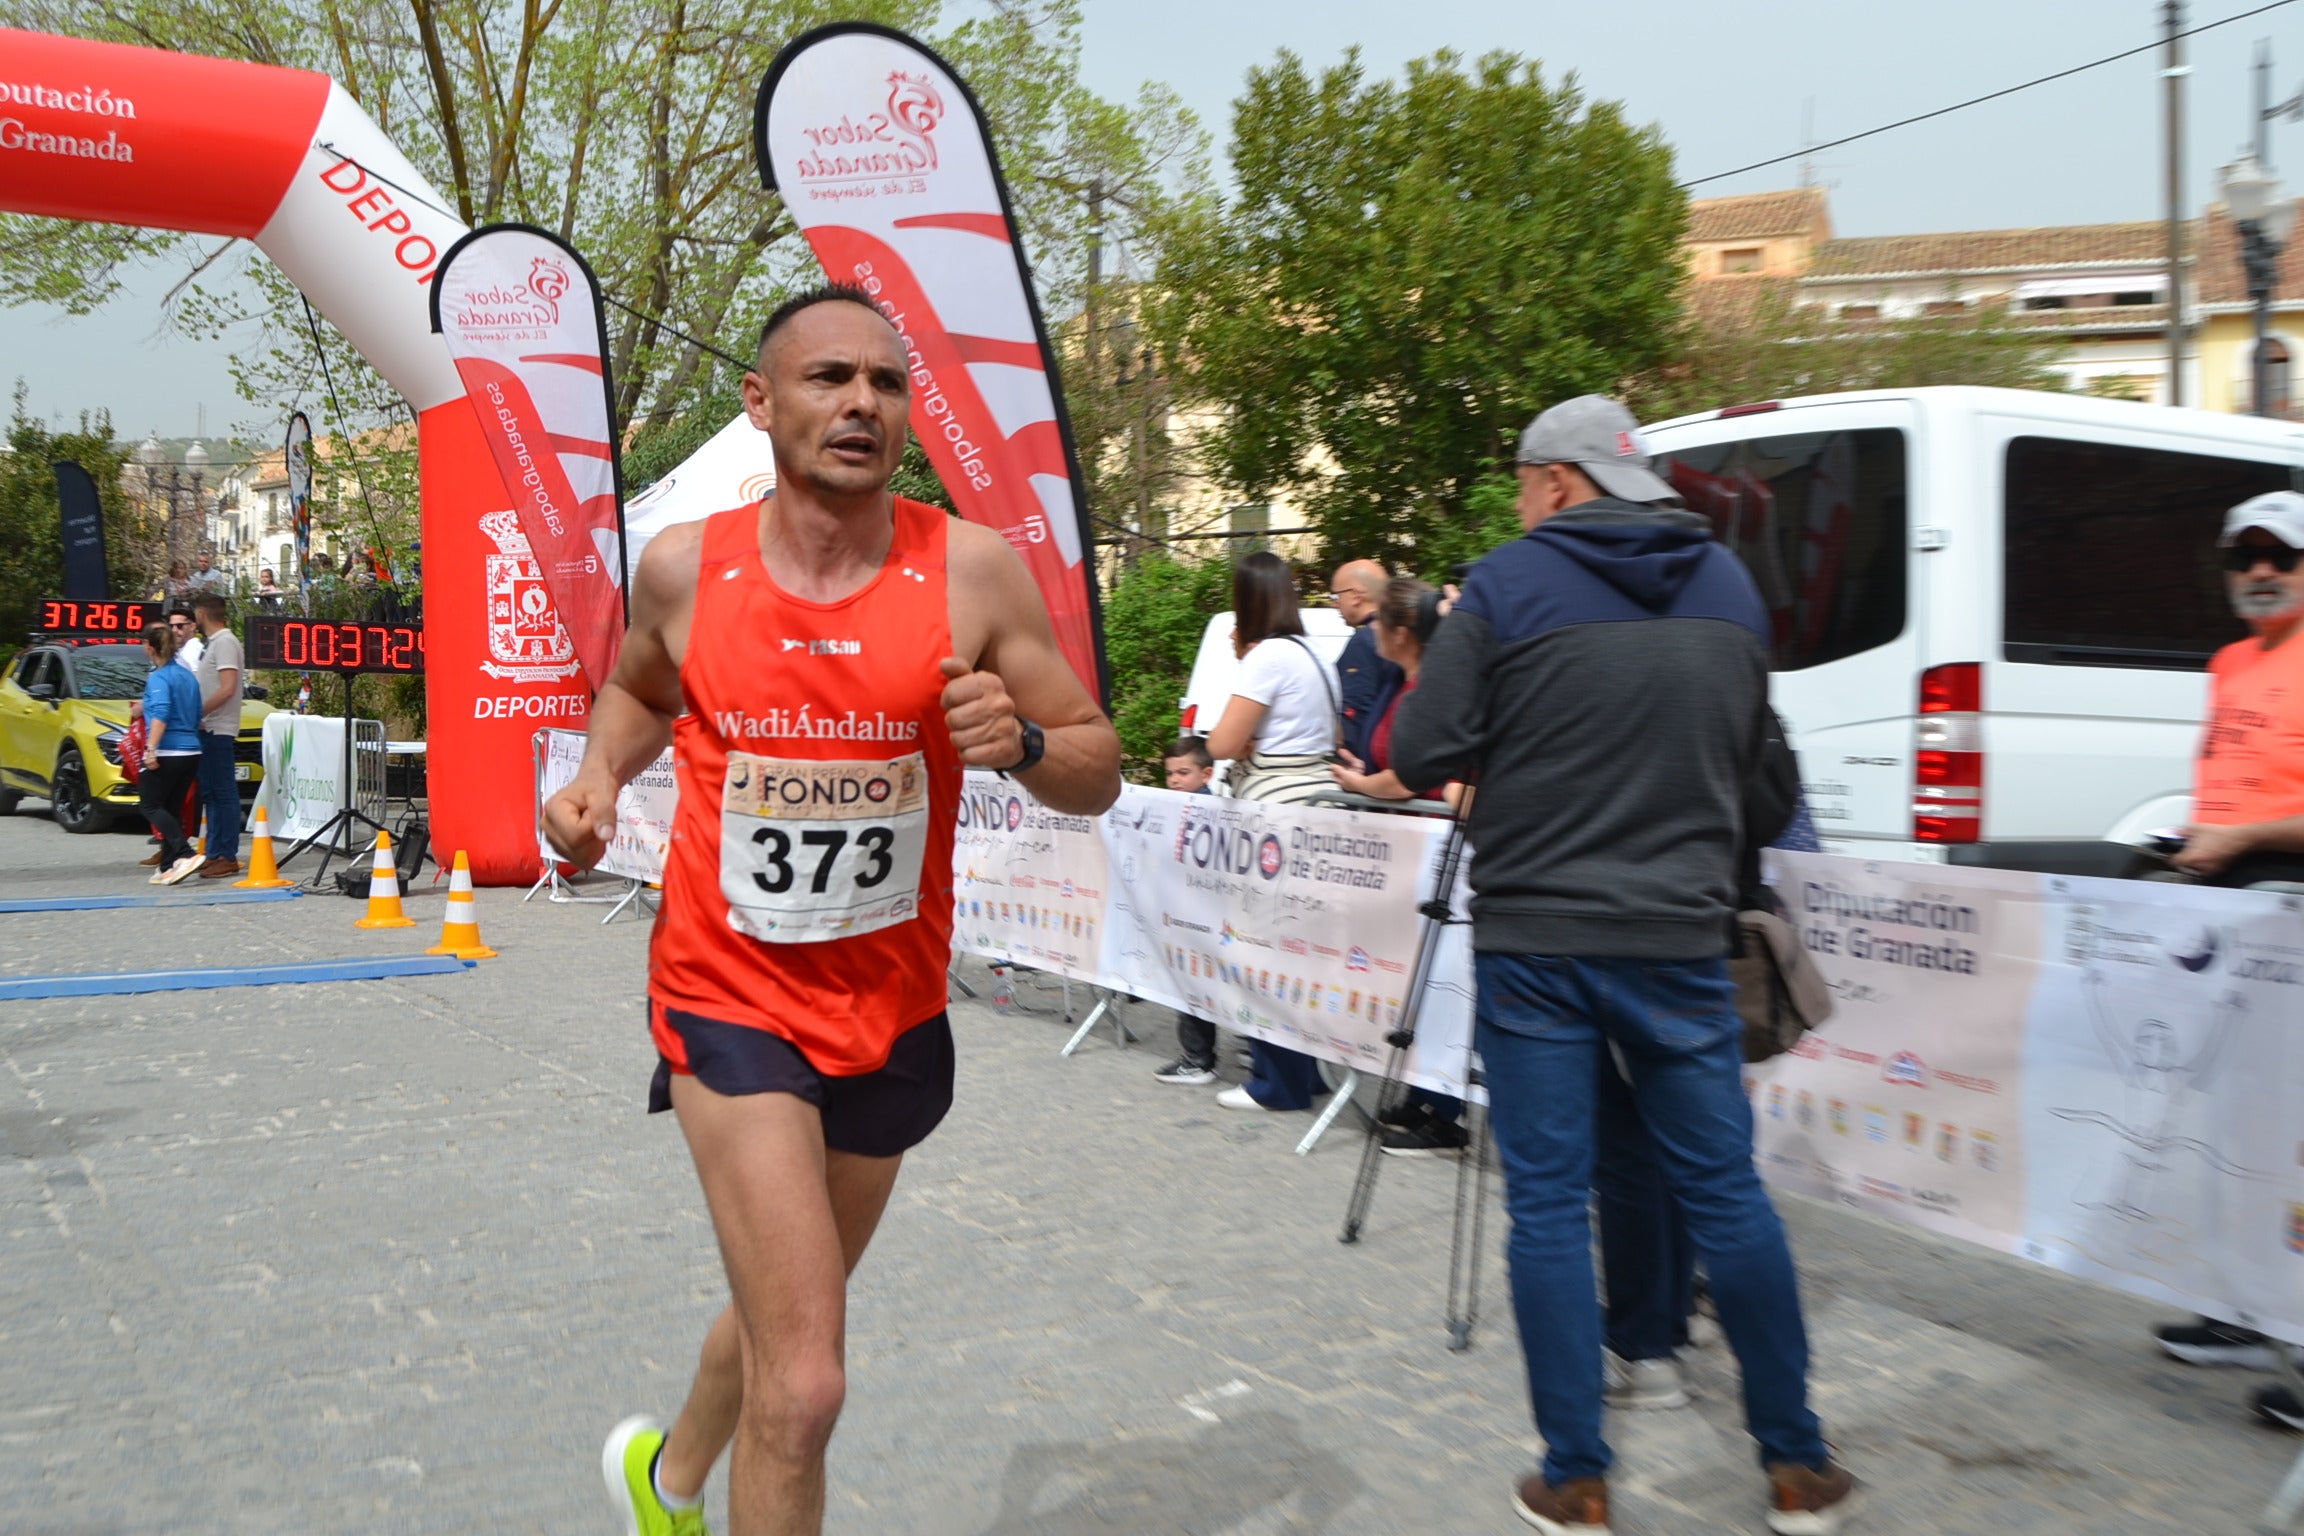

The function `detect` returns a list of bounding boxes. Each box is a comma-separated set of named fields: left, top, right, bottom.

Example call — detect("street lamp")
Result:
left=2222, top=153, right=2298, bottom=415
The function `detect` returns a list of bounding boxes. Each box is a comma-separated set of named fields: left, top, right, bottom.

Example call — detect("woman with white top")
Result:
left=1204, top=551, right=1338, bottom=805
left=1203, top=551, right=1337, bottom=1111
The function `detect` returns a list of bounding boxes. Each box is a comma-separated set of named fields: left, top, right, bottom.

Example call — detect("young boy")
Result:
left=1153, top=738, right=1220, bottom=1085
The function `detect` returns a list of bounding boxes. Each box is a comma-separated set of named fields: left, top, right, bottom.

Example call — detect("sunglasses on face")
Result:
left=2226, top=543, right=2303, bottom=574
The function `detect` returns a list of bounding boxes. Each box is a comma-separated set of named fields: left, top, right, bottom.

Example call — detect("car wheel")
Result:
left=51, top=744, right=111, bottom=834
left=0, top=786, right=21, bottom=815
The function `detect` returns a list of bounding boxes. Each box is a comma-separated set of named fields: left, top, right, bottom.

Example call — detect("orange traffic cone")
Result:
left=426, top=851, right=497, bottom=959
left=354, top=831, right=416, bottom=929
left=234, top=806, right=294, bottom=889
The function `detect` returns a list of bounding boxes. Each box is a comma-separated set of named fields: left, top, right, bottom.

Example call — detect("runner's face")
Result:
left=746, top=302, right=910, bottom=499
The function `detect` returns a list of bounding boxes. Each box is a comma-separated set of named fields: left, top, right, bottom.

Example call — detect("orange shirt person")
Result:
left=543, top=285, right=1120, bottom=1536
left=2176, top=490, right=2304, bottom=885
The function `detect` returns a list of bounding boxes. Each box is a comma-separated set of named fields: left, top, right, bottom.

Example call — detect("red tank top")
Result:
left=649, top=499, right=960, bottom=1075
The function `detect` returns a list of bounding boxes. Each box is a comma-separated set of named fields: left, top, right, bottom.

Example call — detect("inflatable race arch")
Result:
left=0, top=28, right=583, bottom=882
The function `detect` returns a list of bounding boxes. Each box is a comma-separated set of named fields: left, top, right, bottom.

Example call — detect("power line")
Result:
left=1681, top=0, right=2301, bottom=190
left=299, top=293, right=397, bottom=569
left=312, top=142, right=756, bottom=374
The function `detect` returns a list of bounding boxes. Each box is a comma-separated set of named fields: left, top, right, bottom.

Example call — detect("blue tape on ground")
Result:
left=0, top=954, right=472, bottom=1000
left=0, top=888, right=305, bottom=914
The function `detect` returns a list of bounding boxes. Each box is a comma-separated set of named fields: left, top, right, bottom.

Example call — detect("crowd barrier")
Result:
left=957, top=776, right=2304, bottom=1350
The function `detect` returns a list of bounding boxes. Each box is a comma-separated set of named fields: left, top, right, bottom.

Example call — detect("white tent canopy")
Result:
left=622, top=411, right=777, bottom=572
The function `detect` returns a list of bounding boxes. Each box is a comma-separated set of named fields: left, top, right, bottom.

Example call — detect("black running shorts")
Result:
left=647, top=1008, right=955, bottom=1158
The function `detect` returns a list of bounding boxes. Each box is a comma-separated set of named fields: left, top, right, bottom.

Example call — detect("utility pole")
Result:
left=2165, top=0, right=2188, bottom=406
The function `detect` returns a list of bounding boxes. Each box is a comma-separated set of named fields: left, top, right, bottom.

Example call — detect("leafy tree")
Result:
left=1152, top=48, right=1685, bottom=567
left=0, top=390, right=152, bottom=654
left=1099, top=549, right=1229, bottom=776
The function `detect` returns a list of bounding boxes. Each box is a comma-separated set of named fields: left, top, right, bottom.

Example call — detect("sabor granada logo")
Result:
left=791, top=69, right=946, bottom=181
left=452, top=254, right=572, bottom=331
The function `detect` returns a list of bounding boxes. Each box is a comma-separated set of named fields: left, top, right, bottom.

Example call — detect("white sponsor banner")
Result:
left=951, top=775, right=1476, bottom=1097
left=533, top=726, right=672, bottom=884
left=954, top=774, right=1111, bottom=977
left=1747, top=854, right=2044, bottom=1254
left=1748, top=855, right=2304, bottom=1344
left=2023, top=877, right=2304, bottom=1342
left=259, top=712, right=364, bottom=840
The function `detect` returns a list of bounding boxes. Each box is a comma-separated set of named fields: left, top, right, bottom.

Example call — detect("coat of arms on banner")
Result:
left=479, top=510, right=582, bottom=681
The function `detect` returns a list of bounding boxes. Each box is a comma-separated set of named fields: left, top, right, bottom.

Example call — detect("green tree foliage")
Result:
left=0, top=392, right=151, bottom=654
left=1099, top=550, right=1229, bottom=776
left=1152, top=49, right=1685, bottom=567
left=1626, top=283, right=2065, bottom=423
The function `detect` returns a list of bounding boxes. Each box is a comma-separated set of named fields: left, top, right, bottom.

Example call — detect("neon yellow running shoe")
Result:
left=602, top=1414, right=711, bottom=1536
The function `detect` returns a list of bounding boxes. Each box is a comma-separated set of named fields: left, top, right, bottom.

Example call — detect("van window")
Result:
left=2003, top=437, right=2289, bottom=668
left=1657, top=428, right=1908, bottom=671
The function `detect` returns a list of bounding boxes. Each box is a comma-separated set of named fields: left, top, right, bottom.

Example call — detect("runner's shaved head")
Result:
left=755, top=282, right=901, bottom=372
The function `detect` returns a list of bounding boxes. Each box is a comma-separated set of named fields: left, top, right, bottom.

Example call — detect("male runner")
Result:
left=544, top=284, right=1120, bottom=1536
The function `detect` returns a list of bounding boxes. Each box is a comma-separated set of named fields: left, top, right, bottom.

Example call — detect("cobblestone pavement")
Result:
left=1, top=810, right=2297, bottom=1535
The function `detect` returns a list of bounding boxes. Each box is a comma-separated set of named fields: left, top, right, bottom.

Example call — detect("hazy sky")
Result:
left=6, top=0, right=2299, bottom=441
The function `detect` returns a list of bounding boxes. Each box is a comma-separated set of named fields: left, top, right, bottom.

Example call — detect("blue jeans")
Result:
left=197, top=732, right=241, bottom=855
left=1596, top=1055, right=1696, bottom=1361
left=1474, top=952, right=1826, bottom=1484
left=1244, top=1039, right=1326, bottom=1110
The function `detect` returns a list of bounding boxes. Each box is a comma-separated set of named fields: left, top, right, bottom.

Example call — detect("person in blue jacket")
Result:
left=137, top=622, right=208, bottom=884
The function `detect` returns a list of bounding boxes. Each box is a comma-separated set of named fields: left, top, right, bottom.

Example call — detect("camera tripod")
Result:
left=276, top=674, right=391, bottom=888
left=1335, top=787, right=1496, bottom=1351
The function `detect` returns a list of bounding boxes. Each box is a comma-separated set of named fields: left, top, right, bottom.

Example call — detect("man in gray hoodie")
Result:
left=1393, top=395, right=1854, bottom=1536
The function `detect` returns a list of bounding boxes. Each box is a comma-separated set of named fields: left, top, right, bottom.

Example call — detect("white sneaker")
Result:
left=158, top=853, right=207, bottom=886
left=1216, top=1085, right=1279, bottom=1111
left=1605, top=1353, right=1689, bottom=1410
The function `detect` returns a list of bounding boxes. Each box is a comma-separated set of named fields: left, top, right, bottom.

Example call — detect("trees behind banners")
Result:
left=1152, top=49, right=1686, bottom=568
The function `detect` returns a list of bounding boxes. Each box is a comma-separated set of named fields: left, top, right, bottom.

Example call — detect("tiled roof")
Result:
left=1808, top=220, right=2184, bottom=277
left=1686, top=188, right=1829, bottom=244
left=2193, top=201, right=2304, bottom=305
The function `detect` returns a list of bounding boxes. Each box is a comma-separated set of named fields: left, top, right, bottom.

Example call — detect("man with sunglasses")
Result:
left=2172, top=490, right=2304, bottom=888
left=2147, top=490, right=2304, bottom=1433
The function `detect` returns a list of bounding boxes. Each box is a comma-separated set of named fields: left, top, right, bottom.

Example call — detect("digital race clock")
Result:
left=35, top=598, right=155, bottom=640
left=246, top=616, right=426, bottom=675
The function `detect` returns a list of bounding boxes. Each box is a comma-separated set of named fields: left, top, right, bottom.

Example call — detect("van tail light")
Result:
left=1180, top=703, right=1198, bottom=733
left=1913, top=663, right=1982, bottom=844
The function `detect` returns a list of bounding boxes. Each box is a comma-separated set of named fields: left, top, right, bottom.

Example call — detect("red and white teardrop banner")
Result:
left=430, top=223, right=629, bottom=692
left=755, top=22, right=1108, bottom=703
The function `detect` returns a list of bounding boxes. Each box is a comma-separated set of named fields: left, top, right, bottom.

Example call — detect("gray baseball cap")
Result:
left=2221, top=489, right=2304, bottom=549
left=1515, top=394, right=1677, bottom=504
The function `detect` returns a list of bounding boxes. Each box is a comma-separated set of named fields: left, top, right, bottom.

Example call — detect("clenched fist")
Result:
left=543, top=771, right=619, bottom=870
left=939, top=656, right=1025, bottom=770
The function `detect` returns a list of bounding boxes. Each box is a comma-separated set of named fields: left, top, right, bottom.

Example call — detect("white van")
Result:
left=1640, top=386, right=2304, bottom=874
left=1177, top=608, right=1355, bottom=740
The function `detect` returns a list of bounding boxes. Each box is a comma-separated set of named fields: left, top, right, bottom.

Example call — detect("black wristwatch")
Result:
left=997, top=718, right=1046, bottom=778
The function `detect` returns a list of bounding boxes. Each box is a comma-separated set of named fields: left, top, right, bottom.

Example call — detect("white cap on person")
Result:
left=1515, top=394, right=1679, bottom=505
left=2221, top=490, right=2304, bottom=549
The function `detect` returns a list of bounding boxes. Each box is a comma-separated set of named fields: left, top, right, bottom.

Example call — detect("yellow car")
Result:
left=0, top=642, right=272, bottom=834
